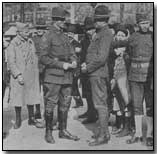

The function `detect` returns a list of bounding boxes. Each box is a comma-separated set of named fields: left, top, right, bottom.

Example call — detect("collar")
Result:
left=51, top=25, right=63, bottom=34
left=138, top=29, right=151, bottom=35
left=17, top=35, right=26, bottom=42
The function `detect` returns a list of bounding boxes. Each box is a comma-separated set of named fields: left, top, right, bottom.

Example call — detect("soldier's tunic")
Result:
left=7, top=35, right=41, bottom=107
left=40, top=26, right=76, bottom=114
left=86, top=25, right=113, bottom=109
left=128, top=30, right=153, bottom=115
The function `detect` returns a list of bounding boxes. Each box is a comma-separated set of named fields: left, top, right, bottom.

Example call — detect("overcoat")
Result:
left=7, top=35, right=41, bottom=107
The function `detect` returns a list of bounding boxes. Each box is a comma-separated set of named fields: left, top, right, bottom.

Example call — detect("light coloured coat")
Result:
left=7, top=35, right=41, bottom=107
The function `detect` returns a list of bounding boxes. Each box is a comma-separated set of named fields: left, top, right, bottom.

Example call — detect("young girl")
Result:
left=109, top=25, right=132, bottom=137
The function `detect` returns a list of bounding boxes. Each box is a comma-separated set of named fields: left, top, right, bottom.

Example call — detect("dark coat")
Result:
left=40, top=26, right=77, bottom=84
left=86, top=25, right=113, bottom=77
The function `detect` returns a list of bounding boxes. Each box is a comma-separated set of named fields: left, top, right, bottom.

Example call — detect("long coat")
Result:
left=7, top=35, right=41, bottom=107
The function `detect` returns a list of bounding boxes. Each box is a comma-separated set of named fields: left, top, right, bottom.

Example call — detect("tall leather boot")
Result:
left=89, top=108, right=110, bottom=146
left=45, top=112, right=55, bottom=144
left=35, top=104, right=41, bottom=119
left=58, top=110, right=80, bottom=141
left=14, top=106, right=22, bottom=129
left=27, top=105, right=37, bottom=125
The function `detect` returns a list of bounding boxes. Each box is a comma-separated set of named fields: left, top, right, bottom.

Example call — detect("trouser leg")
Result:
left=88, top=77, right=110, bottom=146
left=44, top=83, right=60, bottom=144
left=126, top=81, right=144, bottom=144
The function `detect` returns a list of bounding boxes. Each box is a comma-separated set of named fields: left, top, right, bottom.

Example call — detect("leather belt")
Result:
left=131, top=62, right=149, bottom=68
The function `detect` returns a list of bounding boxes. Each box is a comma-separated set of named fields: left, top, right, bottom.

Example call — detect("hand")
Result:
left=70, top=61, right=77, bottom=69
left=110, top=78, right=116, bottom=90
left=75, top=47, right=81, bottom=53
left=63, top=63, right=71, bottom=70
left=81, top=63, right=87, bottom=73
left=17, top=74, right=24, bottom=85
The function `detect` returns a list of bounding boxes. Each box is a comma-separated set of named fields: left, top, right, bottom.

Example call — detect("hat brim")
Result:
left=52, top=16, right=65, bottom=21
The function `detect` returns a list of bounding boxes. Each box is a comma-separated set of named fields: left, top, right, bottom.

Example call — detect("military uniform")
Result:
left=126, top=13, right=153, bottom=145
left=40, top=7, right=79, bottom=143
left=128, top=30, right=153, bottom=115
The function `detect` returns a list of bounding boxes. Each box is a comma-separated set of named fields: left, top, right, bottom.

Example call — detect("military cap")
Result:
left=16, top=22, right=29, bottom=32
left=84, top=17, right=95, bottom=31
left=94, top=5, right=111, bottom=21
left=136, top=12, right=150, bottom=23
left=52, top=7, right=66, bottom=21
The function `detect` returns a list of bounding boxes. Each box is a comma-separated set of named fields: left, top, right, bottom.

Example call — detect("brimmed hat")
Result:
left=136, top=12, right=150, bottom=24
left=84, top=17, right=95, bottom=31
left=94, top=5, right=111, bottom=21
left=16, top=22, right=29, bottom=32
left=52, top=7, right=66, bottom=21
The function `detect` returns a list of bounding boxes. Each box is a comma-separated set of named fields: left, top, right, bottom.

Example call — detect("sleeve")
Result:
left=39, top=32, right=64, bottom=69
left=7, top=43, right=21, bottom=78
left=68, top=39, right=77, bottom=63
left=108, top=41, right=116, bottom=79
left=86, top=34, right=113, bottom=73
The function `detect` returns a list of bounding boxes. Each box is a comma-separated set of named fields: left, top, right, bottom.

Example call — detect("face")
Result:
left=19, top=29, right=29, bottom=39
left=139, top=21, right=150, bottom=32
left=86, top=29, right=96, bottom=36
left=55, top=20, right=65, bottom=29
left=95, top=21, right=106, bottom=29
left=116, top=31, right=127, bottom=41
left=37, top=30, right=44, bottom=36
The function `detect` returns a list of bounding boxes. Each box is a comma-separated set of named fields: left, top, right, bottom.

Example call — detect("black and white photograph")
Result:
left=2, top=2, right=154, bottom=150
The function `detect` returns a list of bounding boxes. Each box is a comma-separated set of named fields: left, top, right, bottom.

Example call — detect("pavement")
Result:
left=3, top=87, right=153, bottom=150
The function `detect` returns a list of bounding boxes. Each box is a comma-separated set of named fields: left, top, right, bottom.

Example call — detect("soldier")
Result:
left=7, top=22, right=41, bottom=129
left=40, top=7, right=80, bottom=144
left=126, top=12, right=153, bottom=145
left=81, top=5, right=113, bottom=146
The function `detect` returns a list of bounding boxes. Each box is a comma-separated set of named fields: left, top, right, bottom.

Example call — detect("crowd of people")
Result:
left=3, top=5, right=153, bottom=147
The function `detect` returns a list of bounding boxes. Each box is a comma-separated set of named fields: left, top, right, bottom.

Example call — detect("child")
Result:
left=109, top=25, right=132, bottom=137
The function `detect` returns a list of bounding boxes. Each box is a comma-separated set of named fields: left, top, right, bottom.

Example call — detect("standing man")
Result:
left=7, top=23, right=41, bottom=129
left=40, top=7, right=80, bottom=144
left=126, top=12, right=153, bottom=145
left=81, top=5, right=113, bottom=146
left=79, top=17, right=98, bottom=124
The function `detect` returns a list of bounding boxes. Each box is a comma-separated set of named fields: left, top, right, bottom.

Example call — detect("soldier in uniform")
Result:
left=7, top=22, right=41, bottom=129
left=81, top=5, right=113, bottom=146
left=40, top=7, right=80, bottom=144
left=126, top=13, right=153, bottom=145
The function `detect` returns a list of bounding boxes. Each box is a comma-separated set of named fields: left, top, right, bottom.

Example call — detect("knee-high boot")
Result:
left=45, top=112, right=55, bottom=144
left=14, top=106, right=22, bottom=129
left=58, top=109, right=80, bottom=141
left=27, top=105, right=37, bottom=125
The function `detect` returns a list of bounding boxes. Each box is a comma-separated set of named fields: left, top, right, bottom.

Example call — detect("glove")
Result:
left=17, top=74, right=24, bottom=85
